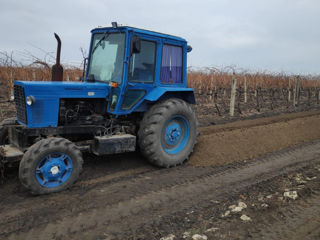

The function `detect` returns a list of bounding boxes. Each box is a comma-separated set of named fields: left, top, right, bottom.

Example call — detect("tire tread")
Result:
left=138, top=98, right=198, bottom=168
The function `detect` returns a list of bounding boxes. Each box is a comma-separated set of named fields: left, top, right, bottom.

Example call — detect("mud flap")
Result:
left=91, top=134, right=136, bottom=156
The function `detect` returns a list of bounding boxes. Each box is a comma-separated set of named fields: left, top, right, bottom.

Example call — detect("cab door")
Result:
left=120, top=34, right=159, bottom=113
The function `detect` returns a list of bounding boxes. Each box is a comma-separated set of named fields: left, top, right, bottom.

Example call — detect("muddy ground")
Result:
left=0, top=110, right=320, bottom=239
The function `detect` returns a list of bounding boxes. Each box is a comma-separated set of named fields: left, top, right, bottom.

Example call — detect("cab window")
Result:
left=128, top=40, right=156, bottom=83
left=160, top=44, right=183, bottom=84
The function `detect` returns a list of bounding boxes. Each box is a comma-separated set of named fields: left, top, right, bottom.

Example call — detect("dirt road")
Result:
left=1, top=111, right=320, bottom=240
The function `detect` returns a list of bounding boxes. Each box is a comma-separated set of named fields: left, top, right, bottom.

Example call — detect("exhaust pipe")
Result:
left=52, top=33, right=63, bottom=81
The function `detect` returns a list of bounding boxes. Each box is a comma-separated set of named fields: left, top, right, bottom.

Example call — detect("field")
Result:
left=1, top=111, right=320, bottom=240
left=1, top=64, right=320, bottom=240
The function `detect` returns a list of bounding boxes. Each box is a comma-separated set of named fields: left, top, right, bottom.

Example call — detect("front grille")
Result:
left=14, top=85, right=27, bottom=124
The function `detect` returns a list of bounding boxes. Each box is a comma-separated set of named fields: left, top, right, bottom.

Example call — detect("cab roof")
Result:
left=91, top=25, right=187, bottom=43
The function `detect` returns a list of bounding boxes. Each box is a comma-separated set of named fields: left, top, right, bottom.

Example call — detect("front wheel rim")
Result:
left=161, top=115, right=190, bottom=155
left=35, top=152, right=73, bottom=188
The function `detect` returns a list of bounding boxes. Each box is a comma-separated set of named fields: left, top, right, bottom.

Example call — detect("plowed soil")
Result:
left=192, top=110, right=320, bottom=166
left=1, top=110, right=320, bottom=240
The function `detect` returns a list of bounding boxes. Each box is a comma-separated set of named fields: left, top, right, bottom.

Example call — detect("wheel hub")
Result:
left=50, top=166, right=60, bottom=175
left=161, top=115, right=191, bottom=155
left=35, top=153, right=73, bottom=188
left=166, top=123, right=182, bottom=145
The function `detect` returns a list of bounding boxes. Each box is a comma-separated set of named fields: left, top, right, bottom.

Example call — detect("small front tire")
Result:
left=19, top=137, right=83, bottom=195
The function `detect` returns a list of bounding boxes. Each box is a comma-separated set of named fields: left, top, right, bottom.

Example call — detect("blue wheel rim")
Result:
left=161, top=115, right=190, bottom=155
left=35, top=152, right=73, bottom=188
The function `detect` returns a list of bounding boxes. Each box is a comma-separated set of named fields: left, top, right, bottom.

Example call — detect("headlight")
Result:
left=26, top=96, right=35, bottom=106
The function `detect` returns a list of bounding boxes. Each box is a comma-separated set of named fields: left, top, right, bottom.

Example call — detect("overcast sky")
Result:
left=1, top=0, right=319, bottom=74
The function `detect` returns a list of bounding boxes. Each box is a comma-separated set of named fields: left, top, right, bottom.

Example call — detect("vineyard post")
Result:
left=32, top=70, right=35, bottom=81
left=296, top=76, right=300, bottom=106
left=229, top=73, right=237, bottom=117
left=244, top=76, right=247, bottom=103
left=9, top=70, right=14, bottom=100
left=210, top=74, right=214, bottom=103
left=307, top=88, right=311, bottom=106
left=293, top=76, right=299, bottom=106
left=288, top=77, right=291, bottom=102
left=254, top=75, right=257, bottom=97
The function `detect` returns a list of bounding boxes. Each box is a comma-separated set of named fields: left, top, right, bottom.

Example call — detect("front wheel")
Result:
left=138, top=98, right=198, bottom=168
left=19, top=137, right=83, bottom=195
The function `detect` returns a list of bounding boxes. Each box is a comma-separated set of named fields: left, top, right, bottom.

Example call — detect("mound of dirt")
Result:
left=190, top=111, right=320, bottom=166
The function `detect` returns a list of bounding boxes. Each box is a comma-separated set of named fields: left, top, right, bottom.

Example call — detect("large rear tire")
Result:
left=138, top=98, right=198, bottom=168
left=19, top=137, right=83, bottom=195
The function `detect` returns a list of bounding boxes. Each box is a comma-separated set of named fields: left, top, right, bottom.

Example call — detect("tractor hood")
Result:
left=14, top=81, right=109, bottom=98
left=14, top=81, right=109, bottom=128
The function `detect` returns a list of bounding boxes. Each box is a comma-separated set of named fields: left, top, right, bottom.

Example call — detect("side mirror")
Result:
left=131, top=36, right=141, bottom=55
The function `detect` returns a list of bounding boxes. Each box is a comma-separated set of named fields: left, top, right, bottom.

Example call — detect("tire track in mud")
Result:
left=2, top=140, right=320, bottom=240
left=200, top=110, right=320, bottom=136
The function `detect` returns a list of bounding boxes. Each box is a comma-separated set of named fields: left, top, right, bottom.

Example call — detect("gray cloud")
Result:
left=0, top=0, right=319, bottom=74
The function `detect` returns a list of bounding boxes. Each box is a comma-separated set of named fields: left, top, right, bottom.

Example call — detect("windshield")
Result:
left=88, top=32, right=125, bottom=83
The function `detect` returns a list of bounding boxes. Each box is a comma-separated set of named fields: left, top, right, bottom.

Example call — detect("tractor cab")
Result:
left=85, top=25, right=194, bottom=116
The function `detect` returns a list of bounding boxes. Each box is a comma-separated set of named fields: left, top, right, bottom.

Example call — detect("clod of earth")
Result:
left=306, top=176, right=317, bottom=181
left=205, top=227, right=219, bottom=233
left=295, top=174, right=307, bottom=184
left=221, top=210, right=230, bottom=217
left=240, top=214, right=252, bottom=222
left=229, top=201, right=247, bottom=212
left=183, top=232, right=191, bottom=239
left=283, top=191, right=298, bottom=200
left=238, top=201, right=247, bottom=208
left=160, top=234, right=176, bottom=240
left=192, top=234, right=208, bottom=240
left=228, top=204, right=237, bottom=210
left=266, top=194, right=273, bottom=199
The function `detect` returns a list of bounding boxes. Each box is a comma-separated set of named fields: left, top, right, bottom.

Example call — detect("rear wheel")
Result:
left=138, top=98, right=198, bottom=167
left=19, top=137, right=83, bottom=195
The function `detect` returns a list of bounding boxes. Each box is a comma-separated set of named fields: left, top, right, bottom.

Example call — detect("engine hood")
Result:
left=14, top=81, right=109, bottom=99
left=14, top=81, right=109, bottom=128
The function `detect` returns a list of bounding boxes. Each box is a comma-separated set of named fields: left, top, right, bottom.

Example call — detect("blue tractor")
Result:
left=0, top=23, right=198, bottom=194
